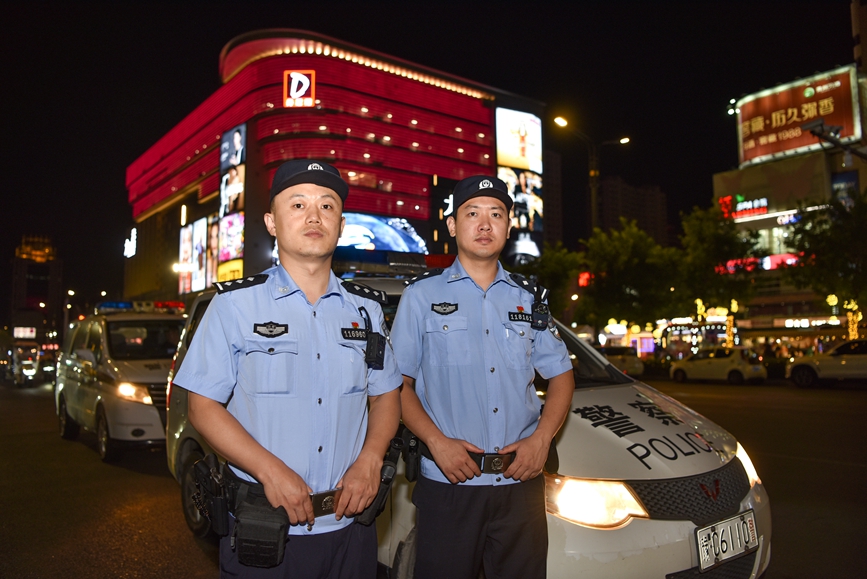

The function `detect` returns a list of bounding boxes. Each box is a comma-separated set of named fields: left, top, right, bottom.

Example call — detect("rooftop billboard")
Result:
left=736, top=65, right=861, bottom=167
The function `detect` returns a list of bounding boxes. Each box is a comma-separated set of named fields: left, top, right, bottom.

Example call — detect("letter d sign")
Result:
left=283, top=70, right=316, bottom=108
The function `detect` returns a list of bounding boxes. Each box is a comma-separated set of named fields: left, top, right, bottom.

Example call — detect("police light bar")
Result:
left=95, top=301, right=134, bottom=314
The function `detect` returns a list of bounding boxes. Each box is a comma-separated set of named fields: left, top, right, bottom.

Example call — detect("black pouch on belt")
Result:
left=232, top=483, right=290, bottom=568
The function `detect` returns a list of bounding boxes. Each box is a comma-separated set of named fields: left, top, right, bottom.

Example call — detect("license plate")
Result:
left=695, top=510, right=758, bottom=572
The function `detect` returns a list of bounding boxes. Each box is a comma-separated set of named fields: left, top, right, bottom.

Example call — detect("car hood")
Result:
left=106, top=359, right=173, bottom=383
left=554, top=381, right=736, bottom=481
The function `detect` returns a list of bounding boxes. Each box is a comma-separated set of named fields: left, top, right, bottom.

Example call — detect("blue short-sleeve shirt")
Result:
left=174, top=265, right=402, bottom=535
left=390, top=257, right=572, bottom=486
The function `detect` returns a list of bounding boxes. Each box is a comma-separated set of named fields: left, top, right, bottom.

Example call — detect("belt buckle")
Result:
left=310, top=488, right=342, bottom=518
left=481, top=453, right=512, bottom=474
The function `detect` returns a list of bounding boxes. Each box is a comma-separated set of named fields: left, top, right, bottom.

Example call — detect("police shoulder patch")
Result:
left=214, top=274, right=268, bottom=294
left=404, top=268, right=444, bottom=286
left=341, top=280, right=388, bottom=305
left=508, top=273, right=550, bottom=302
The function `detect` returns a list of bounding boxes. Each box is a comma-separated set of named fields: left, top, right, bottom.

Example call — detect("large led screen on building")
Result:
left=736, top=65, right=860, bottom=167
left=337, top=213, right=428, bottom=253
left=495, top=108, right=543, bottom=173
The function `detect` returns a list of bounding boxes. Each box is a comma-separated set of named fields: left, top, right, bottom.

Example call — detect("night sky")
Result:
left=2, top=1, right=853, bottom=326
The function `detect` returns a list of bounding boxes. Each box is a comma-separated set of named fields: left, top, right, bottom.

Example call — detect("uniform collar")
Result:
left=446, top=256, right=512, bottom=290
left=270, top=265, right=344, bottom=305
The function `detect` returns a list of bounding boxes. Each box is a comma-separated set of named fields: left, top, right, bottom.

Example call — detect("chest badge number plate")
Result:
left=431, top=302, right=458, bottom=315
left=253, top=321, right=288, bottom=338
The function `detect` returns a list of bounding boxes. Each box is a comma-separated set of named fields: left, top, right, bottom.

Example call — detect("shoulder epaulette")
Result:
left=509, top=273, right=550, bottom=302
left=404, top=268, right=444, bottom=286
left=214, top=274, right=268, bottom=294
left=341, top=280, right=388, bottom=305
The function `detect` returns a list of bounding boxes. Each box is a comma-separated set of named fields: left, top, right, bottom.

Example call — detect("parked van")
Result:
left=54, top=302, right=185, bottom=461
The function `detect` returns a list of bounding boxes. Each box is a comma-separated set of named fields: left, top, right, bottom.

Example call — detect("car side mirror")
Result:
left=74, top=348, right=96, bottom=366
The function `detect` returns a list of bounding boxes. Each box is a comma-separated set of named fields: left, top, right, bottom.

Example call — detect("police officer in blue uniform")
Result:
left=174, top=159, right=402, bottom=578
left=390, top=175, right=575, bottom=579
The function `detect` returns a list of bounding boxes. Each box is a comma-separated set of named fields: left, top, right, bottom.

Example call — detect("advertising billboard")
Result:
left=338, top=213, right=428, bottom=253
left=495, top=107, right=544, bottom=265
left=736, top=65, right=861, bottom=167
left=495, top=108, right=543, bottom=173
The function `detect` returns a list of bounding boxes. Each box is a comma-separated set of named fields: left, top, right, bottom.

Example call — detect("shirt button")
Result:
left=318, top=446, right=322, bottom=452
left=313, top=311, right=317, bottom=317
left=493, top=408, right=498, bottom=413
left=490, top=367, right=495, bottom=373
left=318, top=398, right=322, bottom=404
left=494, top=447, right=499, bottom=452
left=317, top=353, right=320, bottom=359
left=443, top=325, right=448, bottom=331
left=268, top=348, right=274, bottom=353
left=496, top=477, right=501, bottom=482
left=486, top=329, right=489, bottom=335
left=519, top=330, right=525, bottom=336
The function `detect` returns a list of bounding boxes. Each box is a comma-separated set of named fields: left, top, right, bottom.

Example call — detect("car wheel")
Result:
left=673, top=369, right=687, bottom=383
left=58, top=395, right=80, bottom=440
left=791, top=366, right=818, bottom=388
left=97, top=406, right=121, bottom=462
left=727, top=371, right=745, bottom=385
left=181, top=449, right=216, bottom=538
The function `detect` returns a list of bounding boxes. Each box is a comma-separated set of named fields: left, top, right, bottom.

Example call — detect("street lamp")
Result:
left=553, top=116, right=630, bottom=231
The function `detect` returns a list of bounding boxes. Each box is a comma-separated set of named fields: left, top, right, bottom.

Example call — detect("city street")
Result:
left=1, top=376, right=864, bottom=578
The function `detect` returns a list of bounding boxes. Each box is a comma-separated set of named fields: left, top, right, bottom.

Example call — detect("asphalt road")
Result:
left=645, top=377, right=867, bottom=579
left=1, top=376, right=864, bottom=578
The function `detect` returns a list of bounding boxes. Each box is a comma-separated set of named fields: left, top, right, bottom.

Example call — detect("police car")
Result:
left=166, top=278, right=771, bottom=578
left=54, top=301, right=185, bottom=461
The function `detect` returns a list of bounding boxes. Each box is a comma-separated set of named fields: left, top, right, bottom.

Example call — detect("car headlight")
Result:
left=117, top=382, right=153, bottom=405
left=545, top=474, right=648, bottom=529
left=736, top=442, right=761, bottom=487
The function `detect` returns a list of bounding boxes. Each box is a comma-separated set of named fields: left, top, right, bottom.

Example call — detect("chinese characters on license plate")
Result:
left=695, top=510, right=758, bottom=571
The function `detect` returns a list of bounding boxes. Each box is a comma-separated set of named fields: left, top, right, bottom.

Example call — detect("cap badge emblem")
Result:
left=480, top=179, right=493, bottom=189
left=308, top=163, right=323, bottom=171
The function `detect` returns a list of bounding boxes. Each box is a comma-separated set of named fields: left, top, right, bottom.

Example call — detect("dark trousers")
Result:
left=220, top=519, right=377, bottom=579
left=412, top=475, right=547, bottom=579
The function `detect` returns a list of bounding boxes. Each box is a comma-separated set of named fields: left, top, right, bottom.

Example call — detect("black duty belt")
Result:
left=418, top=441, right=516, bottom=475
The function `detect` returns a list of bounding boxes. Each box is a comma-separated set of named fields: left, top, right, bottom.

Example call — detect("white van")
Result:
left=54, top=302, right=185, bottom=461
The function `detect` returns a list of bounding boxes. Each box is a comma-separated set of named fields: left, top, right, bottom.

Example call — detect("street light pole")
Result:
left=554, top=116, right=628, bottom=232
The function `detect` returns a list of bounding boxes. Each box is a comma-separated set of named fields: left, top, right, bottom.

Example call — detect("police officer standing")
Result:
left=390, top=176, right=575, bottom=579
left=174, top=159, right=402, bottom=578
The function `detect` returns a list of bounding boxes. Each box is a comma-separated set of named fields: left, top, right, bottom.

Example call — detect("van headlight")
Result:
left=117, top=382, right=153, bottom=405
left=736, top=442, right=761, bottom=487
left=545, top=474, right=648, bottom=529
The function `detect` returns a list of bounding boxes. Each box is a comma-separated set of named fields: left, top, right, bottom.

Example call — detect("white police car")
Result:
left=166, top=280, right=771, bottom=578
left=54, top=301, right=185, bottom=461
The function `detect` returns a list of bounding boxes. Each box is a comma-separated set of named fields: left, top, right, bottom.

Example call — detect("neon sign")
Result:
left=283, top=70, right=316, bottom=108
left=718, top=195, right=768, bottom=219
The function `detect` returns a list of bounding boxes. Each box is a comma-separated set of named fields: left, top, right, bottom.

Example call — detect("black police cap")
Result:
left=451, top=175, right=513, bottom=212
left=269, top=159, right=349, bottom=202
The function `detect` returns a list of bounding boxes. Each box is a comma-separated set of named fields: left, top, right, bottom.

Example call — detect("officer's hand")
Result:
left=501, top=432, right=549, bottom=482
left=262, top=465, right=315, bottom=526
left=335, top=452, right=381, bottom=520
left=428, top=437, right=483, bottom=484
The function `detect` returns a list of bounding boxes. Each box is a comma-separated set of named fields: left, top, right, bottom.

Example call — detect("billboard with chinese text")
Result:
left=736, top=65, right=860, bottom=167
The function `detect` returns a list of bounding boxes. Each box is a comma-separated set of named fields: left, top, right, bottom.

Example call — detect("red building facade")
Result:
left=124, top=30, right=549, bottom=301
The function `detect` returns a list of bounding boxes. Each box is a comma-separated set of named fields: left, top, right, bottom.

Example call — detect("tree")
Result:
left=572, top=218, right=680, bottom=329
left=677, top=205, right=762, bottom=313
left=509, top=242, right=583, bottom=319
left=783, top=189, right=867, bottom=317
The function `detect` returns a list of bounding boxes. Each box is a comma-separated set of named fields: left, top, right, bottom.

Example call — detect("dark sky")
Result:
left=2, top=1, right=854, bottom=325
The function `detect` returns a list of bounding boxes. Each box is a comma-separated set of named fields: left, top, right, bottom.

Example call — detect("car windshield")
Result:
left=108, top=320, right=185, bottom=360
left=536, top=321, right=632, bottom=391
